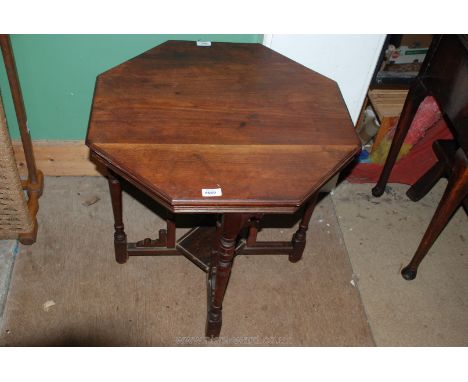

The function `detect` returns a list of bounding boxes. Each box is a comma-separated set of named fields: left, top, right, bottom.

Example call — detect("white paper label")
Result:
left=202, top=188, right=222, bottom=197
left=196, top=41, right=211, bottom=47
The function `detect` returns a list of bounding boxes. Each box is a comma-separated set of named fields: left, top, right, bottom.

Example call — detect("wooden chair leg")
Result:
left=290, top=193, right=319, bottom=263
left=108, top=171, right=128, bottom=264
left=406, top=161, right=445, bottom=202
left=372, top=82, right=427, bottom=197
left=402, top=149, right=468, bottom=280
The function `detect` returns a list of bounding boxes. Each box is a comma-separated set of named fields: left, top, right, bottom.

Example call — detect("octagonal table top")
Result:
left=86, top=40, right=360, bottom=213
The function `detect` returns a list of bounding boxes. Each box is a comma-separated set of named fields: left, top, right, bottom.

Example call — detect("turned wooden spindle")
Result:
left=206, top=213, right=247, bottom=338
left=246, top=215, right=262, bottom=246
left=107, top=171, right=128, bottom=264
left=290, top=193, right=318, bottom=263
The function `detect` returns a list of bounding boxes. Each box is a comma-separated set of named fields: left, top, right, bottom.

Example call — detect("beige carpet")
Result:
left=333, top=181, right=468, bottom=346
left=0, top=177, right=373, bottom=346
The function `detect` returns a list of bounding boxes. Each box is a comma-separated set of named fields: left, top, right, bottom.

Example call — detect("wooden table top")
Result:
left=86, top=41, right=360, bottom=213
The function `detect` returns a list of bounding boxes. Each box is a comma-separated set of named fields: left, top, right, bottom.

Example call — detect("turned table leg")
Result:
left=290, top=193, right=318, bottom=263
left=108, top=170, right=128, bottom=264
left=206, top=213, right=247, bottom=338
left=402, top=149, right=468, bottom=280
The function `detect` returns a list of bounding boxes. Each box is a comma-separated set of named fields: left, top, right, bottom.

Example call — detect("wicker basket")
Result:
left=0, top=94, right=33, bottom=239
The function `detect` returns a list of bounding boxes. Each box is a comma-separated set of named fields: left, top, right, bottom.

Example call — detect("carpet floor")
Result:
left=333, top=181, right=468, bottom=346
left=0, top=177, right=373, bottom=346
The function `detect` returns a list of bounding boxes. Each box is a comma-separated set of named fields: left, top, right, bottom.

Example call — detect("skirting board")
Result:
left=13, top=140, right=101, bottom=177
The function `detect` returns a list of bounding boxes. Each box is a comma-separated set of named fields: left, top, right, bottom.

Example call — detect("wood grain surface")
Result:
left=368, top=89, right=409, bottom=121
left=87, top=41, right=360, bottom=213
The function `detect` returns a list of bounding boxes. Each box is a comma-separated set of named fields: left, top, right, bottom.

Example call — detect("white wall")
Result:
left=264, top=34, right=386, bottom=124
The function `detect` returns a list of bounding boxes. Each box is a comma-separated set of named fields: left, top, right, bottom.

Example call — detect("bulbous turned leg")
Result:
left=290, top=193, right=318, bottom=263
left=372, top=81, right=427, bottom=197
left=108, top=170, right=128, bottom=264
left=402, top=149, right=468, bottom=280
left=206, top=213, right=247, bottom=338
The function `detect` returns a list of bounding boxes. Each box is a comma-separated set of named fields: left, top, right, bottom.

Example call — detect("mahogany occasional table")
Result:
left=86, top=41, right=360, bottom=337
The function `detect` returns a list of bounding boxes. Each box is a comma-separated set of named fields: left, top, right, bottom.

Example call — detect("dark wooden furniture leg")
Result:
left=108, top=171, right=128, bottom=264
left=406, top=140, right=457, bottom=202
left=166, top=212, right=176, bottom=248
left=372, top=82, right=427, bottom=197
left=401, top=149, right=468, bottom=280
left=206, top=213, right=248, bottom=338
left=290, top=193, right=318, bottom=263
left=247, top=215, right=261, bottom=246
left=406, top=161, right=446, bottom=202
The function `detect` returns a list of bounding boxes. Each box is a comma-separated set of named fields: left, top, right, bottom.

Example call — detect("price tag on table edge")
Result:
left=202, top=188, right=222, bottom=197
left=196, top=41, right=212, bottom=47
